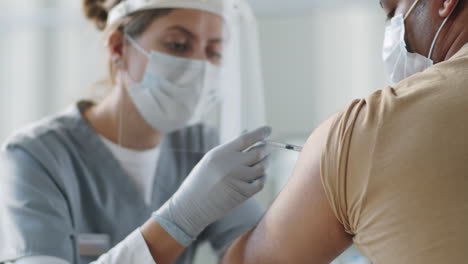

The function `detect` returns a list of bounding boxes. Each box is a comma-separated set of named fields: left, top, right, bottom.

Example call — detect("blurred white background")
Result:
left=0, top=0, right=389, bottom=263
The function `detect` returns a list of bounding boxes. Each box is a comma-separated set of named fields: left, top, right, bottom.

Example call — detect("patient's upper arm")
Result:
left=237, top=114, right=354, bottom=263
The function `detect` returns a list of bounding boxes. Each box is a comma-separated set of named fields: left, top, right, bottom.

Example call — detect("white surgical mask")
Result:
left=382, top=0, right=458, bottom=85
left=125, top=34, right=222, bottom=133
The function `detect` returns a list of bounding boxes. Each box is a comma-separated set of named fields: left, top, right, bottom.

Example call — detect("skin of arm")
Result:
left=221, top=116, right=353, bottom=264
left=140, top=218, right=186, bottom=264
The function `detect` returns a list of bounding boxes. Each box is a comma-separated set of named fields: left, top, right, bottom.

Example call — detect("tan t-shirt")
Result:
left=321, top=43, right=468, bottom=264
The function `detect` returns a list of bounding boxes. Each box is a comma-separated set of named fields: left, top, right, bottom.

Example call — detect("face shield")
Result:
left=107, top=0, right=266, bottom=146
left=99, top=0, right=268, bottom=207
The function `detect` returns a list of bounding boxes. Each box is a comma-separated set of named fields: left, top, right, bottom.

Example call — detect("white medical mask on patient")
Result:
left=382, top=0, right=459, bottom=85
left=125, top=34, right=222, bottom=133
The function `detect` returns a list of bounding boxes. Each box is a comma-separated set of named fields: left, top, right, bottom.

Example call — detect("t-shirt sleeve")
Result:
left=320, top=99, right=366, bottom=235
left=0, top=147, right=75, bottom=263
left=200, top=198, right=264, bottom=257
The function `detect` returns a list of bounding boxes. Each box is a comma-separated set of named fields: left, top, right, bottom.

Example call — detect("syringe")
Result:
left=265, top=140, right=303, bottom=152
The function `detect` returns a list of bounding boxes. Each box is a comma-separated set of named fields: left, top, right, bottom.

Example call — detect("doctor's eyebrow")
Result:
left=165, top=25, right=196, bottom=40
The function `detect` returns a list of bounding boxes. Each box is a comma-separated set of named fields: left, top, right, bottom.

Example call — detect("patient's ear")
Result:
left=439, top=0, right=458, bottom=18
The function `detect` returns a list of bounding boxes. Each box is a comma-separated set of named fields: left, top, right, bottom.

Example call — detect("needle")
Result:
left=265, top=140, right=303, bottom=152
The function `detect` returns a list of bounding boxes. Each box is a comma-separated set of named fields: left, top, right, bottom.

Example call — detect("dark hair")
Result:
left=83, top=0, right=172, bottom=36
left=82, top=0, right=172, bottom=86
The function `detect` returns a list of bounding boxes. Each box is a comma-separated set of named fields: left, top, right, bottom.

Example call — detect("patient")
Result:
left=222, top=0, right=468, bottom=263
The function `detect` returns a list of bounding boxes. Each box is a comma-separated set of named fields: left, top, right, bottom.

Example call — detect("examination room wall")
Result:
left=256, top=3, right=388, bottom=197
left=0, top=1, right=387, bottom=264
left=248, top=5, right=387, bottom=264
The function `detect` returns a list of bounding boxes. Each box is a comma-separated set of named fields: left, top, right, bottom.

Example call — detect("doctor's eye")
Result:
left=207, top=51, right=222, bottom=64
left=206, top=43, right=223, bottom=65
left=165, top=41, right=191, bottom=53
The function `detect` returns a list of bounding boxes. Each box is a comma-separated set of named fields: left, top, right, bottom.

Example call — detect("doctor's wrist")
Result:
left=152, top=212, right=197, bottom=247
left=140, top=218, right=186, bottom=264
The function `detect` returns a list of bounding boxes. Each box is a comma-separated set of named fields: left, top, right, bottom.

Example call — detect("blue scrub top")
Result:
left=0, top=101, right=264, bottom=264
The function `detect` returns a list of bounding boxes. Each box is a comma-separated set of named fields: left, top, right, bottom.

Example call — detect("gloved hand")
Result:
left=153, top=126, right=272, bottom=246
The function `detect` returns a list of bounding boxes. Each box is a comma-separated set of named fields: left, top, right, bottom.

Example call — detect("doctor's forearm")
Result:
left=140, top=218, right=186, bottom=264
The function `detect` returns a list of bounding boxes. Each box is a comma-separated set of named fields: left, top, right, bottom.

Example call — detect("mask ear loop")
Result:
left=427, top=0, right=460, bottom=60
left=404, top=0, right=422, bottom=20
left=125, top=34, right=150, bottom=57
left=122, top=33, right=150, bottom=91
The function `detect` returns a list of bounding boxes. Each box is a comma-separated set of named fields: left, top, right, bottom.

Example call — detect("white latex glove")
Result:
left=153, top=126, right=272, bottom=246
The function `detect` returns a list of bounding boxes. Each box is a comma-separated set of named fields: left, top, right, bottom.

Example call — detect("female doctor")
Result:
left=0, top=0, right=270, bottom=263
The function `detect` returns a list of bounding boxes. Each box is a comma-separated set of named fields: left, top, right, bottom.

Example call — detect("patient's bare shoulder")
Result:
left=226, top=114, right=352, bottom=263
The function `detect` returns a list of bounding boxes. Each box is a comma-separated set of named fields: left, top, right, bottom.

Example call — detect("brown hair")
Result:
left=83, top=0, right=172, bottom=86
